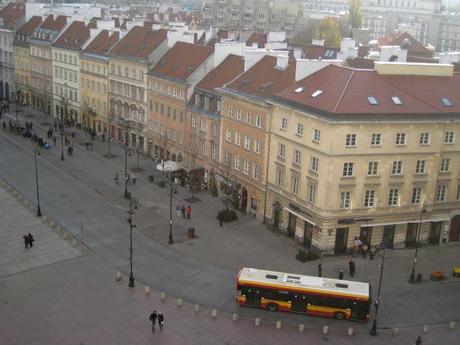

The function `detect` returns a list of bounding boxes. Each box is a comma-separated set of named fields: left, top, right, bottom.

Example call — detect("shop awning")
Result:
left=284, top=207, right=316, bottom=226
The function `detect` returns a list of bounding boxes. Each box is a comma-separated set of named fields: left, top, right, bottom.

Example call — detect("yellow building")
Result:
left=267, top=62, right=460, bottom=254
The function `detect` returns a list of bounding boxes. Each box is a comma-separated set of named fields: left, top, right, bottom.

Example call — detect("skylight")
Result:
left=311, top=90, right=323, bottom=98
left=441, top=97, right=453, bottom=106
left=391, top=96, right=402, bottom=105
left=294, top=87, right=304, bottom=93
left=367, top=96, right=378, bottom=105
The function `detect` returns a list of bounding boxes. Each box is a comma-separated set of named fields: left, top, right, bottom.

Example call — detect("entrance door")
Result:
left=428, top=222, right=442, bottom=244
left=241, top=187, right=248, bottom=212
left=303, top=222, right=313, bottom=248
left=287, top=213, right=296, bottom=238
left=383, top=225, right=395, bottom=249
left=273, top=202, right=281, bottom=229
left=449, top=216, right=460, bottom=242
left=360, top=227, right=372, bottom=247
left=335, top=228, right=349, bottom=255
left=291, top=295, right=308, bottom=313
left=406, top=223, right=418, bottom=248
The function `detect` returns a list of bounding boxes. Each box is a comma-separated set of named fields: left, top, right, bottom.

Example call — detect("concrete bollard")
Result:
left=144, top=286, right=151, bottom=295
left=116, top=272, right=122, bottom=282
left=63, top=233, right=69, bottom=240
left=392, top=328, right=399, bottom=336
left=194, top=304, right=200, bottom=313
left=160, top=292, right=166, bottom=301
left=276, top=321, right=282, bottom=330
left=323, top=326, right=328, bottom=335
left=299, top=324, right=305, bottom=333
left=449, top=321, right=456, bottom=329
left=232, top=313, right=238, bottom=322
left=348, top=327, right=354, bottom=336
left=255, top=318, right=260, bottom=327
left=72, top=239, right=77, bottom=246
left=423, top=325, right=429, bottom=333
left=211, top=309, right=217, bottom=318
left=177, top=298, right=183, bottom=307
left=41, top=216, right=48, bottom=223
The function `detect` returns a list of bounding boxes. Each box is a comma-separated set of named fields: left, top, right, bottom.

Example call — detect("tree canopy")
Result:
left=348, top=0, right=363, bottom=29
left=316, top=17, right=342, bottom=49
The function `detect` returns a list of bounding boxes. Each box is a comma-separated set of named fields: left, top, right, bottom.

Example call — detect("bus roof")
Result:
left=238, top=267, right=370, bottom=300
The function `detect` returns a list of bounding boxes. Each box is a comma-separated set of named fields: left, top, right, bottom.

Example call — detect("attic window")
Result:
left=441, top=97, right=452, bottom=106
left=159, top=60, right=166, bottom=66
left=241, top=79, right=252, bottom=86
left=391, top=96, right=402, bottom=105
left=260, top=81, right=273, bottom=89
left=294, top=87, right=304, bottom=93
left=311, top=90, right=323, bottom=98
left=367, top=96, right=378, bottom=105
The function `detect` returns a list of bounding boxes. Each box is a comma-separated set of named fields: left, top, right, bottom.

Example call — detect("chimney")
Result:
left=276, top=55, right=289, bottom=69
left=295, top=59, right=342, bottom=81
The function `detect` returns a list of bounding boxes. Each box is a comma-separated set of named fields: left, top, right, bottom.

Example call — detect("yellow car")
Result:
left=453, top=267, right=460, bottom=278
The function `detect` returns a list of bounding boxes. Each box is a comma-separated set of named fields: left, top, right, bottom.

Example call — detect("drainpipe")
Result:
left=262, top=105, right=273, bottom=224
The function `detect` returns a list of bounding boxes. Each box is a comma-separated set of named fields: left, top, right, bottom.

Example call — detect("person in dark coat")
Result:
left=370, top=246, right=376, bottom=260
left=338, top=270, right=344, bottom=280
left=318, top=263, right=322, bottom=277
left=186, top=205, right=192, bottom=219
left=23, top=234, right=29, bottom=249
left=27, top=233, right=35, bottom=248
left=415, top=336, right=422, bottom=345
left=218, top=211, right=223, bottom=227
left=158, top=313, right=164, bottom=329
left=349, top=259, right=356, bottom=278
left=181, top=205, right=186, bottom=218
left=149, top=310, right=157, bottom=332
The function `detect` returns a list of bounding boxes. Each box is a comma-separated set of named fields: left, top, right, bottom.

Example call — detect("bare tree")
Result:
left=183, top=132, right=202, bottom=200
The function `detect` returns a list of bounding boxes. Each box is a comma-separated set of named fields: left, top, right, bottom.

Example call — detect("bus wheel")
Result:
left=267, top=303, right=278, bottom=312
left=334, top=312, right=346, bottom=320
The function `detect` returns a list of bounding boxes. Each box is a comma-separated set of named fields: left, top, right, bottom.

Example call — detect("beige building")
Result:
left=266, top=62, right=460, bottom=255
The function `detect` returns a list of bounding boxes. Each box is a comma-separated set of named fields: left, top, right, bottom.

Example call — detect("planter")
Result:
left=430, top=271, right=446, bottom=281
left=296, top=254, right=308, bottom=262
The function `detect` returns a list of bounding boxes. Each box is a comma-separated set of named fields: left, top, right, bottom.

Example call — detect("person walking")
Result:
left=338, top=270, right=344, bottom=280
left=23, top=234, right=29, bottom=249
left=53, top=136, right=57, bottom=146
left=186, top=205, right=192, bottom=219
left=149, top=310, right=157, bottom=332
left=415, top=336, right=422, bottom=345
left=370, top=246, right=376, bottom=261
left=27, top=233, right=35, bottom=248
left=158, top=313, right=164, bottom=330
left=181, top=205, right=186, bottom=218
left=131, top=173, right=136, bottom=184
left=176, top=205, right=181, bottom=217
left=114, top=173, right=119, bottom=184
left=2, top=121, right=6, bottom=130
left=217, top=211, right=223, bottom=227
left=318, top=263, right=322, bottom=277
left=349, top=259, right=356, bottom=278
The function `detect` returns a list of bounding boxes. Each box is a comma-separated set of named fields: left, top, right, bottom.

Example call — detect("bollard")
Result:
left=160, top=292, right=166, bottom=301
left=194, top=304, right=200, bottom=313
left=392, top=328, right=399, bottom=336
left=348, top=327, right=354, bottom=336
left=116, top=272, right=122, bottom=282
left=177, top=298, right=183, bottom=307
left=23, top=200, right=29, bottom=206
left=255, top=318, right=260, bottom=327
left=144, top=286, right=151, bottom=295
left=72, top=239, right=77, bottom=246
left=323, top=326, right=328, bottom=335
left=232, top=313, right=238, bottom=322
left=449, top=321, right=456, bottom=329
left=211, top=309, right=217, bottom=318
left=423, top=325, right=429, bottom=333
left=299, top=324, right=305, bottom=333
left=276, top=321, right=282, bottom=330
left=63, top=233, right=69, bottom=240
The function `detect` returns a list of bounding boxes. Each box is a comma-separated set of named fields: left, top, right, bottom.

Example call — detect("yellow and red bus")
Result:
left=236, top=267, right=371, bottom=321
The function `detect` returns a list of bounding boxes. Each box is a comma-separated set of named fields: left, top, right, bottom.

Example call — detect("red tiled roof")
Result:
left=226, top=55, right=296, bottom=98
left=196, top=54, right=244, bottom=92
left=110, top=26, right=167, bottom=60
left=346, top=57, right=375, bottom=69
left=0, top=2, right=25, bottom=30
left=39, top=14, right=67, bottom=31
left=54, top=21, right=92, bottom=50
left=378, top=31, right=432, bottom=56
left=290, top=43, right=338, bottom=60
left=17, top=16, right=42, bottom=34
left=274, top=65, right=460, bottom=116
left=84, top=30, right=120, bottom=56
left=150, top=42, right=214, bottom=81
left=246, top=32, right=267, bottom=48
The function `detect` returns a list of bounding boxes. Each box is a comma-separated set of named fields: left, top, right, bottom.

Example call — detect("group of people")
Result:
left=22, top=233, right=35, bottom=249
left=176, top=205, right=192, bottom=219
left=148, top=310, right=165, bottom=332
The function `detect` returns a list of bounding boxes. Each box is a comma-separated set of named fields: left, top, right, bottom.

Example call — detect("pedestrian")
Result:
left=415, top=336, right=422, bottom=345
left=318, top=263, right=322, bottom=277
left=338, top=270, right=344, bottom=280
left=370, top=246, right=376, bottom=260
left=362, top=244, right=368, bottom=258
left=181, top=205, right=186, bottom=218
left=67, top=146, right=72, bottom=157
left=176, top=205, right=181, bottom=217
left=158, top=313, right=164, bottom=330
left=2, top=121, right=6, bottom=130
left=52, top=136, right=56, bottom=146
left=27, top=233, right=35, bottom=248
left=114, top=173, right=119, bottom=184
left=349, top=259, right=356, bottom=278
left=85, top=142, right=89, bottom=150
left=71, top=131, right=75, bottom=139
left=131, top=173, right=136, bottom=184
left=149, top=310, right=157, bottom=332
left=217, top=210, right=223, bottom=227
left=126, top=174, right=131, bottom=185
left=23, top=234, right=29, bottom=249
left=186, top=205, right=192, bottom=219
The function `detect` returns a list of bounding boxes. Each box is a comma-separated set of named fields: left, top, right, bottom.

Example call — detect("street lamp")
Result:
left=12, top=91, right=19, bottom=127
left=370, top=243, right=386, bottom=336
left=127, top=196, right=136, bottom=287
left=34, top=150, right=42, bottom=217
left=119, top=118, right=130, bottom=199
left=59, top=97, right=66, bottom=161
left=165, top=167, right=174, bottom=244
left=409, top=206, right=427, bottom=283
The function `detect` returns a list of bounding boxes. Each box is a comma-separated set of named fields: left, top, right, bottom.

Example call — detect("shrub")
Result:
left=220, top=208, right=238, bottom=222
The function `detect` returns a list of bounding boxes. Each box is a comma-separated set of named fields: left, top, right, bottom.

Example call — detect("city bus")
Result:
left=236, top=267, right=371, bottom=321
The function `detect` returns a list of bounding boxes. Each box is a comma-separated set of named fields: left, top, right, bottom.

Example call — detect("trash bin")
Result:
left=187, top=227, right=195, bottom=239
left=148, top=175, right=154, bottom=183
left=416, top=272, right=423, bottom=283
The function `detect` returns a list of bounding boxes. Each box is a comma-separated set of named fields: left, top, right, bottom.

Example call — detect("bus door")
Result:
left=291, top=294, right=308, bottom=313
left=243, top=287, right=261, bottom=307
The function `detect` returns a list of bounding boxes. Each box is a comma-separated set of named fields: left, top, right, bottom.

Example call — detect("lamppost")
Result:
left=34, top=150, right=42, bottom=217
left=119, top=118, right=130, bottom=199
left=370, top=243, right=386, bottom=336
left=127, top=196, right=136, bottom=287
left=59, top=96, right=67, bottom=161
left=166, top=167, right=174, bottom=245
left=409, top=206, right=427, bottom=283
left=12, top=91, right=19, bottom=127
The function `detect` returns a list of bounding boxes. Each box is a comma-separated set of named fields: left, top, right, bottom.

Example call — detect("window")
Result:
left=343, top=162, right=354, bottom=177
left=411, top=187, right=422, bottom=204
left=194, top=94, right=200, bottom=107
left=391, top=96, right=402, bottom=105
left=243, top=160, right=250, bottom=175
left=371, top=133, right=381, bottom=146
left=340, top=191, right=351, bottom=209
left=200, top=119, right=206, bottom=131
left=291, top=175, right=299, bottom=195
left=441, top=97, right=453, bottom=106
left=313, top=128, right=320, bottom=143
left=367, top=161, right=379, bottom=176
left=211, top=144, right=217, bottom=160
left=367, top=96, right=378, bottom=105
left=281, top=117, right=288, bottom=130
left=276, top=168, right=284, bottom=186
left=444, top=131, right=455, bottom=144
left=388, top=189, right=399, bottom=206
left=203, top=97, right=209, bottom=110
left=435, top=185, right=447, bottom=202
left=244, top=136, right=251, bottom=150
left=310, top=156, right=319, bottom=172
left=419, top=132, right=430, bottom=145
left=395, top=132, right=406, bottom=145
left=225, top=152, right=231, bottom=166
left=234, top=155, right=240, bottom=170
left=279, top=143, right=286, bottom=158
left=440, top=158, right=450, bottom=172
left=296, top=123, right=304, bottom=136
left=212, top=123, right=217, bottom=135
left=217, top=100, right=221, bottom=112
left=293, top=149, right=301, bottom=165
left=255, top=115, right=261, bottom=128
left=308, top=184, right=316, bottom=204
left=227, top=105, right=233, bottom=118
left=346, top=134, right=356, bottom=147
left=246, top=112, right=252, bottom=124
left=226, top=129, right=232, bottom=142
left=254, top=140, right=260, bottom=154
left=235, top=132, right=241, bottom=146
left=253, top=164, right=260, bottom=179
left=413, top=160, right=426, bottom=175
left=391, top=161, right=403, bottom=176
left=364, top=190, right=375, bottom=208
